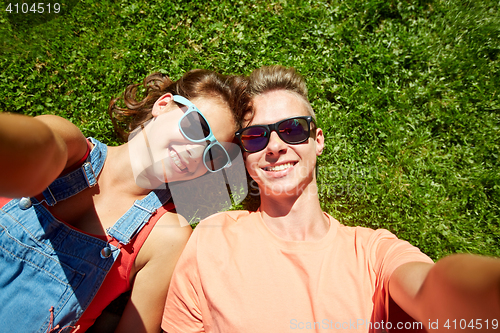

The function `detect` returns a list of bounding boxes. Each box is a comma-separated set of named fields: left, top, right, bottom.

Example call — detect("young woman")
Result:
left=0, top=69, right=247, bottom=332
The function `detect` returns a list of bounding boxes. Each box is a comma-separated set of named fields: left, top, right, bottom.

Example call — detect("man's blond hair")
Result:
left=246, top=65, right=316, bottom=121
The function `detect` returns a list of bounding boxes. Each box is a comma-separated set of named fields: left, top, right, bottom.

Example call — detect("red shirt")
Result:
left=76, top=201, right=175, bottom=331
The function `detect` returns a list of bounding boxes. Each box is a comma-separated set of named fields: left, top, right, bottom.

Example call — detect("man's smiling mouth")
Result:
left=263, top=162, right=296, bottom=172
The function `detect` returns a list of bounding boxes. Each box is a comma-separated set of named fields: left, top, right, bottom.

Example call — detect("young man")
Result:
left=162, top=66, right=500, bottom=332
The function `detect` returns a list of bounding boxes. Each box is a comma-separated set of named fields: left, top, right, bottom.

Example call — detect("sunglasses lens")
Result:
left=239, top=127, right=269, bottom=152
left=204, top=144, right=229, bottom=171
left=180, top=111, right=211, bottom=141
left=278, top=118, right=309, bottom=143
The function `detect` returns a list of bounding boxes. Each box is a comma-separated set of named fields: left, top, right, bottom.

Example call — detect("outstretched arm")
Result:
left=0, top=113, right=87, bottom=198
left=390, top=254, right=500, bottom=330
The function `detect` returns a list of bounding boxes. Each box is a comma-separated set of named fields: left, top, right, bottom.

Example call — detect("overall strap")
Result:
left=18, top=137, right=107, bottom=210
left=107, top=188, right=172, bottom=245
left=41, top=137, right=107, bottom=206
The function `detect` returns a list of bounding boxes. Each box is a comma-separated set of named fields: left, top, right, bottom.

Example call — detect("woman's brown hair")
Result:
left=109, top=69, right=248, bottom=141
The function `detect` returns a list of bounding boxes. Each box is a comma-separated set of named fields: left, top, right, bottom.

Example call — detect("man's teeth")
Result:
left=264, top=162, right=294, bottom=172
left=170, top=150, right=187, bottom=170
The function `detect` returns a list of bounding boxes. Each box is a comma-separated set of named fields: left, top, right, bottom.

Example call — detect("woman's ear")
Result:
left=152, top=93, right=175, bottom=117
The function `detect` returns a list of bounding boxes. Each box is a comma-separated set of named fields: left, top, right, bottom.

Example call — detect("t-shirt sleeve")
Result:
left=162, top=229, right=205, bottom=333
left=368, top=228, right=434, bottom=323
left=370, top=229, right=434, bottom=281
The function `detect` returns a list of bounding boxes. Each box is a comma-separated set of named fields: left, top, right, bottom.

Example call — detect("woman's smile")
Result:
left=169, top=148, right=188, bottom=172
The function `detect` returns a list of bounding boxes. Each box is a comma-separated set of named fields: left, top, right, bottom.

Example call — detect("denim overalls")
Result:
left=0, top=138, right=171, bottom=332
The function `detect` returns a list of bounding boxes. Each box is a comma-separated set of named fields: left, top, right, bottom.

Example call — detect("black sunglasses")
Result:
left=235, top=116, right=315, bottom=153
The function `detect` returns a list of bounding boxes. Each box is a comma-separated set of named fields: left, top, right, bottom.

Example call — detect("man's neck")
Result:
left=259, top=182, right=330, bottom=242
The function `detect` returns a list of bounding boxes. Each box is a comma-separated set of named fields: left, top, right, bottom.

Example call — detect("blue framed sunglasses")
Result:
left=173, top=95, right=232, bottom=173
left=235, top=116, right=315, bottom=153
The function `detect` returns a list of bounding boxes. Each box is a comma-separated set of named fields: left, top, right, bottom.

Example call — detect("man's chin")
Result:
left=260, top=183, right=302, bottom=198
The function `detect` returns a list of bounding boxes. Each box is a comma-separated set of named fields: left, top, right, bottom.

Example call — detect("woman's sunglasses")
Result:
left=174, top=95, right=232, bottom=172
left=235, top=116, right=315, bottom=153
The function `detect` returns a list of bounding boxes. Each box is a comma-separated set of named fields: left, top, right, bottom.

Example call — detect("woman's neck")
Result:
left=259, top=181, right=329, bottom=242
left=101, top=143, right=153, bottom=198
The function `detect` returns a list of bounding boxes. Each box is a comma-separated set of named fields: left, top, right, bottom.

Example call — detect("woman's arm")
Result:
left=389, top=254, right=500, bottom=330
left=115, top=212, right=192, bottom=333
left=0, top=113, right=87, bottom=198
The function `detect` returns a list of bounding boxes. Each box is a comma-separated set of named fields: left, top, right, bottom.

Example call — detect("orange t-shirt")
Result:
left=162, top=210, right=433, bottom=333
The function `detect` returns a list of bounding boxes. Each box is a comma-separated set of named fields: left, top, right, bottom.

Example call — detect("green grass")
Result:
left=1, top=0, right=499, bottom=260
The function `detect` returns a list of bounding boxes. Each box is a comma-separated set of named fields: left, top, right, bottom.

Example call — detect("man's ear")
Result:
left=152, top=93, right=174, bottom=117
left=315, top=127, right=325, bottom=156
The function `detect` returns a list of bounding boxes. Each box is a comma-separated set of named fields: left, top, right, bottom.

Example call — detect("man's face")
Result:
left=244, top=90, right=324, bottom=198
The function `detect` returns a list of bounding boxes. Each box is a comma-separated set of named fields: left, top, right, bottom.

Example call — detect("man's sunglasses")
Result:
left=235, top=116, right=315, bottom=153
left=174, top=95, right=232, bottom=172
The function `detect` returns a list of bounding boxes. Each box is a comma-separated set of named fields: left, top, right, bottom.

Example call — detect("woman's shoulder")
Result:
left=150, top=211, right=193, bottom=246
left=133, top=211, right=192, bottom=270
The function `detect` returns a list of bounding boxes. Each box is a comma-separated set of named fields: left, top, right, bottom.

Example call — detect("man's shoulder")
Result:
left=188, top=210, right=260, bottom=259
left=333, top=217, right=399, bottom=244
left=197, top=210, right=255, bottom=226
left=193, top=210, right=258, bottom=236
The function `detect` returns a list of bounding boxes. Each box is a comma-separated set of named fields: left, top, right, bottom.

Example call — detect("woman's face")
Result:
left=128, top=94, right=236, bottom=189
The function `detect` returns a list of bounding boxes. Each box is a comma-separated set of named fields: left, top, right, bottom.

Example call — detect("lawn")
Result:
left=1, top=0, right=499, bottom=260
